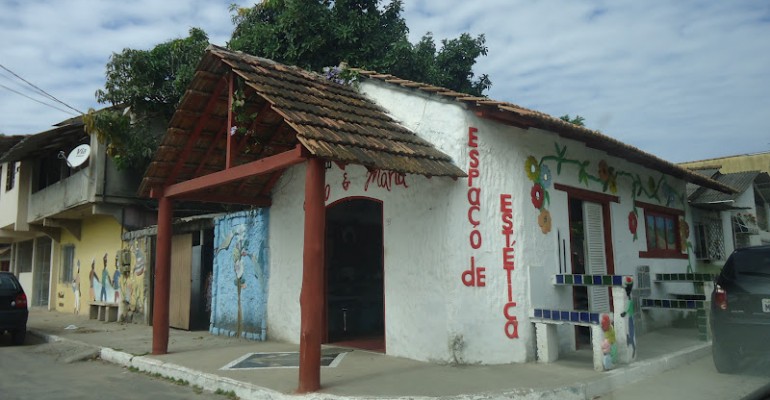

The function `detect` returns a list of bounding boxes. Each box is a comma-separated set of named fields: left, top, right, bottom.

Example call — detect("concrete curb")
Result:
left=28, top=329, right=711, bottom=400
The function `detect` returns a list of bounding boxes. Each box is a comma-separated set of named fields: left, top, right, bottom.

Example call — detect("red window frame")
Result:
left=636, top=201, right=687, bottom=259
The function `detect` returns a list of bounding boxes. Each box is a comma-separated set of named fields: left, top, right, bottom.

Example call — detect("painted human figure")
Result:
left=621, top=277, right=637, bottom=360
left=72, top=260, right=81, bottom=315
left=601, top=313, right=617, bottom=370
left=89, top=258, right=99, bottom=301
left=100, top=253, right=109, bottom=302
left=113, top=254, right=121, bottom=303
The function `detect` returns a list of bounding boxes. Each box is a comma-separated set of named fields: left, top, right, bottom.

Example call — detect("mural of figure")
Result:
left=72, top=260, right=81, bottom=315
left=100, top=253, right=110, bottom=302
left=621, top=277, right=637, bottom=360
left=89, top=258, right=99, bottom=301
left=601, top=313, right=617, bottom=370
left=113, top=254, right=121, bottom=303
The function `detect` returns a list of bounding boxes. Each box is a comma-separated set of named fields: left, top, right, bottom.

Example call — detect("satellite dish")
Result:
left=66, top=144, right=91, bottom=168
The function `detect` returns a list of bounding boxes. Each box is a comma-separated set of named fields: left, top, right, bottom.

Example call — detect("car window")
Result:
left=729, top=250, right=770, bottom=276
left=0, top=274, right=19, bottom=290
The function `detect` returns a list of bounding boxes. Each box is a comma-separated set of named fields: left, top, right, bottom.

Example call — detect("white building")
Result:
left=140, top=46, right=734, bottom=382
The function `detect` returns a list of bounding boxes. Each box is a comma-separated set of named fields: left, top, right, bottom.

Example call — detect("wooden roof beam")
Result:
left=176, top=192, right=271, bottom=207
left=162, top=144, right=306, bottom=199
left=164, top=75, right=229, bottom=187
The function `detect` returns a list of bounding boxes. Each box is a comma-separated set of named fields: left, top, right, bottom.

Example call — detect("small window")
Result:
left=5, top=161, right=15, bottom=191
left=638, top=201, right=687, bottom=259
left=60, top=245, right=75, bottom=283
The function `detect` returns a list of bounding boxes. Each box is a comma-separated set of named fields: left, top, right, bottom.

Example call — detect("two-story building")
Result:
left=0, top=117, right=155, bottom=316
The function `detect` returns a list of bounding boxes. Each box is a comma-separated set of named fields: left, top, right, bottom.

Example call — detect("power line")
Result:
left=0, top=83, right=78, bottom=116
left=0, top=63, right=83, bottom=115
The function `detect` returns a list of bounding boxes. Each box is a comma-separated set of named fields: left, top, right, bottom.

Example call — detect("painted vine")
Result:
left=524, top=142, right=687, bottom=240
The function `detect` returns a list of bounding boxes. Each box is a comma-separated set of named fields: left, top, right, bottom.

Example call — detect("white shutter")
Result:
left=583, top=201, right=610, bottom=313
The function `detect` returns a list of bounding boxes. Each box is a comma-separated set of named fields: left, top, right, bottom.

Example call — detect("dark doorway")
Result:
left=569, top=198, right=591, bottom=348
left=325, top=198, right=384, bottom=352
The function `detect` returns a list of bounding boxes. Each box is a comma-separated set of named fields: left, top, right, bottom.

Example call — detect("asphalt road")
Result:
left=0, top=332, right=226, bottom=400
left=597, top=352, right=770, bottom=400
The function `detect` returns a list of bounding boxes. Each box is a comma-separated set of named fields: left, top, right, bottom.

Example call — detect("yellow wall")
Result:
left=54, top=215, right=124, bottom=315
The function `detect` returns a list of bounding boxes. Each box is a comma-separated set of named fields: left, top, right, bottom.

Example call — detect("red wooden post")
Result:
left=152, top=196, right=173, bottom=355
left=297, top=158, right=326, bottom=393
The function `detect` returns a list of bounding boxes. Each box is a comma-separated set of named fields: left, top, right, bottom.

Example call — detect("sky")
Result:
left=0, top=1, right=768, bottom=163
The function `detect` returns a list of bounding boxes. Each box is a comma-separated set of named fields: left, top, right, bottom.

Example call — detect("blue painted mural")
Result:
left=210, top=209, right=269, bottom=340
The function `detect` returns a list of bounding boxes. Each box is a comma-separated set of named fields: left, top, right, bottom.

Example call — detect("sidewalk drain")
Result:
left=221, top=349, right=350, bottom=370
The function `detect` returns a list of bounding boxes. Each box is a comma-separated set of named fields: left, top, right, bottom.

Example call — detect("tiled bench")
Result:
left=530, top=308, right=610, bottom=372
left=531, top=274, right=635, bottom=371
left=553, top=274, right=632, bottom=286
left=89, top=301, right=119, bottom=322
left=643, top=273, right=715, bottom=341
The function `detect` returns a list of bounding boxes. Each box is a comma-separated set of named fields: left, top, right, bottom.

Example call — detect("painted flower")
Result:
left=538, top=208, right=552, bottom=234
left=628, top=211, right=638, bottom=236
left=525, top=156, right=540, bottom=182
left=598, top=160, right=610, bottom=182
left=608, top=175, right=618, bottom=194
left=531, top=184, right=545, bottom=209
left=539, top=164, right=552, bottom=188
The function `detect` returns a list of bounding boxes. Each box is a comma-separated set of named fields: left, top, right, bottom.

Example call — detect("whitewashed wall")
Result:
left=266, top=80, right=695, bottom=364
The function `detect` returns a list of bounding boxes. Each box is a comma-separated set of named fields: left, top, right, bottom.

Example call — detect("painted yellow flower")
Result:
left=538, top=208, right=552, bottom=234
left=525, top=156, right=540, bottom=182
left=598, top=160, right=610, bottom=182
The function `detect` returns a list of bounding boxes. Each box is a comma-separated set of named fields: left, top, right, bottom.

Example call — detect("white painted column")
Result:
left=535, top=322, right=559, bottom=363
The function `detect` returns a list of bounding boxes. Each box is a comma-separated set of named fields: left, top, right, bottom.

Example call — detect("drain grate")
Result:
left=221, top=349, right=349, bottom=370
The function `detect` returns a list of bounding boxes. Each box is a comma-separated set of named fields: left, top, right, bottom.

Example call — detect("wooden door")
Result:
left=169, top=233, right=192, bottom=330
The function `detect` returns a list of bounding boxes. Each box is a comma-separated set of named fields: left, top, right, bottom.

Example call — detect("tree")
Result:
left=560, top=114, right=585, bottom=127
left=229, top=0, right=491, bottom=95
left=85, top=28, right=210, bottom=170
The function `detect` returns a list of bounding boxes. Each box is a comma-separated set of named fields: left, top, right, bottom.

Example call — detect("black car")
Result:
left=711, top=245, right=770, bottom=373
left=0, top=271, right=28, bottom=345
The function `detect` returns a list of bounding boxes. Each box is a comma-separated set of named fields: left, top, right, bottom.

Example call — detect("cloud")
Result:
left=0, top=0, right=768, bottom=163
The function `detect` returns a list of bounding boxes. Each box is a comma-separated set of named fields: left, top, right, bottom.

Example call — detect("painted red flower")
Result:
left=628, top=211, right=638, bottom=235
left=531, top=184, right=545, bottom=209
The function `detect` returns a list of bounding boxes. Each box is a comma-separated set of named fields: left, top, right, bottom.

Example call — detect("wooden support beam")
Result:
left=152, top=196, right=173, bottom=355
left=297, top=157, right=325, bottom=393
left=226, top=72, right=234, bottom=169
left=163, top=145, right=305, bottom=199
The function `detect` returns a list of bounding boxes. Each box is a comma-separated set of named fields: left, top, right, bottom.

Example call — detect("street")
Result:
left=0, top=333, right=225, bottom=400
left=599, top=352, right=770, bottom=400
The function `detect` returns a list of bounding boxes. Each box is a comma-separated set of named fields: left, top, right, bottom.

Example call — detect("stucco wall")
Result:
left=267, top=80, right=697, bottom=364
left=54, top=215, right=125, bottom=316
left=211, top=210, right=269, bottom=340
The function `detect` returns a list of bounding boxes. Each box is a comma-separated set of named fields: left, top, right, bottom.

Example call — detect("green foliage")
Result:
left=90, top=28, right=210, bottom=171
left=559, top=114, right=585, bottom=127
left=228, top=0, right=491, bottom=95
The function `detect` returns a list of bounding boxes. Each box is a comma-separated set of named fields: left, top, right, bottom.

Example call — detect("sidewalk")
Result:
left=26, top=309, right=710, bottom=400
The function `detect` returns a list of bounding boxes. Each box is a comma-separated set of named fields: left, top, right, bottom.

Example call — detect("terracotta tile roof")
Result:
left=139, top=46, right=464, bottom=199
left=353, top=70, right=736, bottom=194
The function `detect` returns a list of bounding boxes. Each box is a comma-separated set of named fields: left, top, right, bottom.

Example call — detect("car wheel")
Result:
left=12, top=329, right=26, bottom=346
left=712, top=340, right=737, bottom=373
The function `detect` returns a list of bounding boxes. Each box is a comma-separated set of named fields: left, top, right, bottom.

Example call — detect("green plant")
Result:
left=215, top=388, right=239, bottom=399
